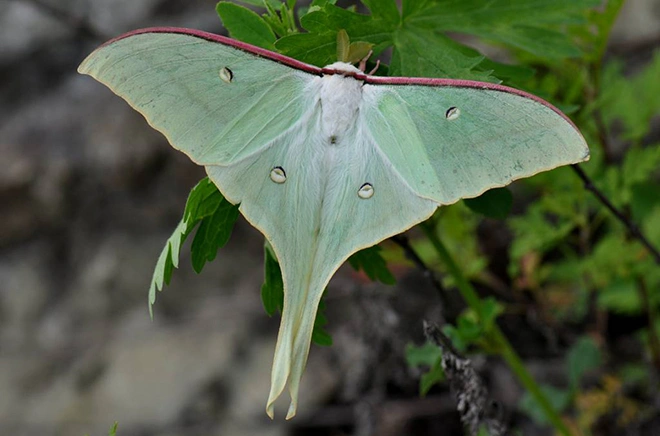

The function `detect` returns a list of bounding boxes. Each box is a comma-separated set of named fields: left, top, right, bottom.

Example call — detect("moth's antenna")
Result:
left=358, top=50, right=374, bottom=72
left=368, top=60, right=381, bottom=76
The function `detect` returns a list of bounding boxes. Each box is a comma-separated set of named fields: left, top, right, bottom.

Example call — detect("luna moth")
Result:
left=78, top=27, right=589, bottom=419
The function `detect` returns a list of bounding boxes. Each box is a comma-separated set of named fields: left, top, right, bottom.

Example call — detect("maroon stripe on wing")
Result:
left=98, top=27, right=324, bottom=76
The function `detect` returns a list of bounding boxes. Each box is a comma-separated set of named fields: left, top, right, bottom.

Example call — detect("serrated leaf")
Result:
left=183, top=178, right=225, bottom=222
left=464, top=187, right=513, bottom=220
left=348, top=245, right=396, bottom=285
left=567, top=336, right=602, bottom=388
left=190, top=197, right=240, bottom=273
left=600, top=53, right=660, bottom=141
left=362, top=0, right=400, bottom=25
left=276, top=4, right=389, bottom=66
left=582, top=0, right=625, bottom=61
left=457, top=314, right=483, bottom=344
left=233, top=0, right=271, bottom=7
left=406, top=0, right=600, bottom=59
left=149, top=178, right=239, bottom=316
left=405, top=342, right=445, bottom=395
left=217, top=2, right=277, bottom=50
left=622, top=145, right=660, bottom=188
left=597, top=279, right=641, bottom=315
left=149, top=219, right=188, bottom=317
left=391, top=26, right=496, bottom=81
left=420, top=359, right=445, bottom=396
left=405, top=341, right=443, bottom=367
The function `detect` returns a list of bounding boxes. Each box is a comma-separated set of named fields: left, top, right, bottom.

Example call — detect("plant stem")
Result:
left=420, top=221, right=574, bottom=436
left=571, top=165, right=660, bottom=265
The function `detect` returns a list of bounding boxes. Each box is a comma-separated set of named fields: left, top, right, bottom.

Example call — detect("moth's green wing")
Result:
left=78, top=31, right=313, bottom=165
left=362, top=83, right=590, bottom=205
left=206, top=114, right=437, bottom=418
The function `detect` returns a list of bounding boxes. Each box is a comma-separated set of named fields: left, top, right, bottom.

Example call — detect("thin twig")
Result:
left=423, top=320, right=463, bottom=358
left=424, top=321, right=507, bottom=436
left=571, top=164, right=660, bottom=264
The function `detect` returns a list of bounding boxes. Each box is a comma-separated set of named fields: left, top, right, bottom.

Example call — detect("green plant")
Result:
left=148, top=1, right=660, bottom=434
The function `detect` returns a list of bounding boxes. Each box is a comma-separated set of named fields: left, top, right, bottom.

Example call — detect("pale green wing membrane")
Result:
left=78, top=32, right=312, bottom=165
left=206, top=109, right=437, bottom=418
left=362, top=84, right=589, bottom=205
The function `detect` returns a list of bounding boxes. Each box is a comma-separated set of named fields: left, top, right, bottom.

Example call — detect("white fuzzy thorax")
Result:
left=319, top=62, right=364, bottom=142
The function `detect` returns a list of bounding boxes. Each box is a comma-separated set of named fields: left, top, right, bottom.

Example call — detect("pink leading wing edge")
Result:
left=98, top=27, right=579, bottom=130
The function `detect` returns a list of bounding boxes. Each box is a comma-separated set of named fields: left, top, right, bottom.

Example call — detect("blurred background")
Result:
left=1, top=0, right=659, bottom=435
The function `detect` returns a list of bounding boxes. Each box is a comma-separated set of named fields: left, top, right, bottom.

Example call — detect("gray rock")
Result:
left=0, top=1, right=72, bottom=65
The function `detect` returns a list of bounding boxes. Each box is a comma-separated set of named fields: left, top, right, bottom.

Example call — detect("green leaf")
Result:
left=149, top=178, right=239, bottom=316
left=391, top=26, right=496, bottom=81
left=217, top=2, right=277, bottom=50
left=479, top=297, right=505, bottom=332
left=405, top=0, right=600, bottom=59
left=582, top=0, right=625, bottom=61
left=405, top=341, right=443, bottom=367
left=464, top=187, right=513, bottom=220
left=401, top=0, right=434, bottom=19
left=109, top=422, right=118, bottom=436
left=599, top=53, right=660, bottom=141
left=311, top=297, right=333, bottom=346
left=420, top=359, right=445, bottom=396
left=183, top=177, right=226, bottom=223
left=149, top=220, right=188, bottom=316
left=261, top=242, right=284, bottom=316
left=597, top=279, right=642, bottom=315
left=276, top=4, right=390, bottom=66
left=457, top=313, right=483, bottom=344
left=643, top=206, right=660, bottom=247
left=519, top=384, right=571, bottom=425
left=566, top=336, right=602, bottom=388
left=362, top=0, right=400, bottom=25
left=348, top=245, right=396, bottom=285
left=190, top=196, right=240, bottom=273
left=631, top=182, right=660, bottom=224
left=232, top=0, right=271, bottom=7
left=622, top=144, right=660, bottom=189
left=405, top=342, right=445, bottom=395
left=442, top=324, right=467, bottom=352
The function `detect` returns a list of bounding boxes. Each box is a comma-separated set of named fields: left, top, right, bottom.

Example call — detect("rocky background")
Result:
left=1, top=1, right=659, bottom=436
